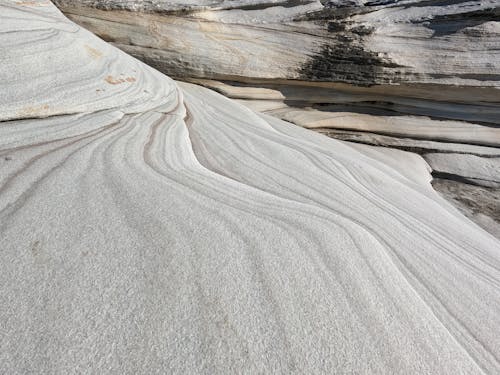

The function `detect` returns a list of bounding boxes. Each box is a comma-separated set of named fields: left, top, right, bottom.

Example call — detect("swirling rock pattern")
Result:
left=0, top=0, right=179, bottom=121
left=50, top=0, right=500, bottom=236
left=188, top=77, right=500, bottom=238
left=1, top=1, right=500, bottom=374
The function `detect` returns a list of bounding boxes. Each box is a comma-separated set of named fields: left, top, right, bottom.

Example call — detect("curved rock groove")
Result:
left=1, top=1, right=499, bottom=374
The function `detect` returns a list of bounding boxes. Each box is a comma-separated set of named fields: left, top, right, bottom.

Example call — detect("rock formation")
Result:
left=53, top=0, right=500, bottom=109
left=1, top=1, right=500, bottom=374
left=52, top=0, right=500, bottom=235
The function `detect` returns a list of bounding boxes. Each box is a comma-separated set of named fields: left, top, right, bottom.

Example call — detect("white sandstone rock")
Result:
left=1, top=2, right=500, bottom=374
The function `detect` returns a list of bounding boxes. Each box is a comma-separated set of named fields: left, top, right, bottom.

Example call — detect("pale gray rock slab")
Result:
left=310, top=128, right=500, bottom=157
left=188, top=78, right=286, bottom=101
left=302, top=127, right=500, bottom=237
left=1, top=2, right=500, bottom=374
left=185, top=78, right=500, bottom=125
left=235, top=98, right=289, bottom=112
left=341, top=141, right=433, bottom=186
left=424, top=153, right=500, bottom=188
left=266, top=106, right=500, bottom=147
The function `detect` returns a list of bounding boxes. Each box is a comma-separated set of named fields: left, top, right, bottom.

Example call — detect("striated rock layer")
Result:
left=53, top=0, right=500, bottom=118
left=51, top=0, right=500, bottom=236
left=1, top=1, right=500, bottom=374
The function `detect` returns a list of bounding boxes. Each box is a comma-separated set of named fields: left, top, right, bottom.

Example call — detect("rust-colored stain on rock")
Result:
left=18, top=104, right=50, bottom=117
left=84, top=44, right=103, bottom=60
left=105, top=75, right=136, bottom=85
left=15, top=0, right=50, bottom=6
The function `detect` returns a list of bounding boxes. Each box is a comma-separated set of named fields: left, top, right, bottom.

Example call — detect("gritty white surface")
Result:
left=1, top=1, right=500, bottom=374
left=0, top=0, right=178, bottom=121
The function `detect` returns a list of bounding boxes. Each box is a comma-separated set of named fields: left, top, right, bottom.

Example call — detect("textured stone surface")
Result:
left=184, top=77, right=500, bottom=236
left=0, top=0, right=179, bottom=121
left=310, top=128, right=500, bottom=238
left=51, top=0, right=500, bottom=221
left=2, top=2, right=500, bottom=374
left=310, top=129, right=500, bottom=157
left=188, top=78, right=500, bottom=125
left=52, top=0, right=500, bottom=86
left=266, top=106, right=500, bottom=147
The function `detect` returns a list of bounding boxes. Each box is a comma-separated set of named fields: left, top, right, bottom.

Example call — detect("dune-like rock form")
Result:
left=0, top=0, right=179, bottom=120
left=1, top=1, right=500, bottom=374
left=51, top=0, right=500, bottom=235
left=188, top=77, right=500, bottom=237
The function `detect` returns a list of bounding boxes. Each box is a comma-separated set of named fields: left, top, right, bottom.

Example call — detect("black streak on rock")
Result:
left=298, top=5, right=403, bottom=86
left=299, top=40, right=403, bottom=86
left=422, top=8, right=500, bottom=37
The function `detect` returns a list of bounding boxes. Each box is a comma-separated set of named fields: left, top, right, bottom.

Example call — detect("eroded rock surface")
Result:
left=185, top=77, right=500, bottom=238
left=50, top=1, right=500, bottom=232
left=2, top=2, right=500, bottom=374
left=53, top=0, right=500, bottom=103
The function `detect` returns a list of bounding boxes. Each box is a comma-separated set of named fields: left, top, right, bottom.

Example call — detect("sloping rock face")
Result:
left=51, top=1, right=500, bottom=237
left=2, top=1, right=500, bottom=374
left=0, top=0, right=180, bottom=120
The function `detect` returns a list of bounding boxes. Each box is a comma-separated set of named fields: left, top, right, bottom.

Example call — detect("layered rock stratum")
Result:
left=54, top=0, right=500, bottom=111
left=1, top=1, right=500, bottom=374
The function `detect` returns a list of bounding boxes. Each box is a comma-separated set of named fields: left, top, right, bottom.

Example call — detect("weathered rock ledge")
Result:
left=54, top=0, right=500, bottom=100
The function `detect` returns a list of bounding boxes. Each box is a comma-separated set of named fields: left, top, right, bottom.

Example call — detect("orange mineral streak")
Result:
left=84, top=44, right=103, bottom=60
left=17, top=104, right=50, bottom=118
left=15, top=0, right=50, bottom=6
left=105, top=75, right=137, bottom=85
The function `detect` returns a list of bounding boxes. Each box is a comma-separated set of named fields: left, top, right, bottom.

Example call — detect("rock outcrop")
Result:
left=54, top=0, right=500, bottom=108
left=51, top=0, right=500, bottom=236
left=2, top=1, right=500, bottom=374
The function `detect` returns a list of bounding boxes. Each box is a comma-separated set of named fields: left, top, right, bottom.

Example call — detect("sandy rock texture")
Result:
left=0, top=0, right=179, bottom=120
left=50, top=0, right=500, bottom=235
left=2, top=1, right=500, bottom=374
left=188, top=76, right=500, bottom=238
